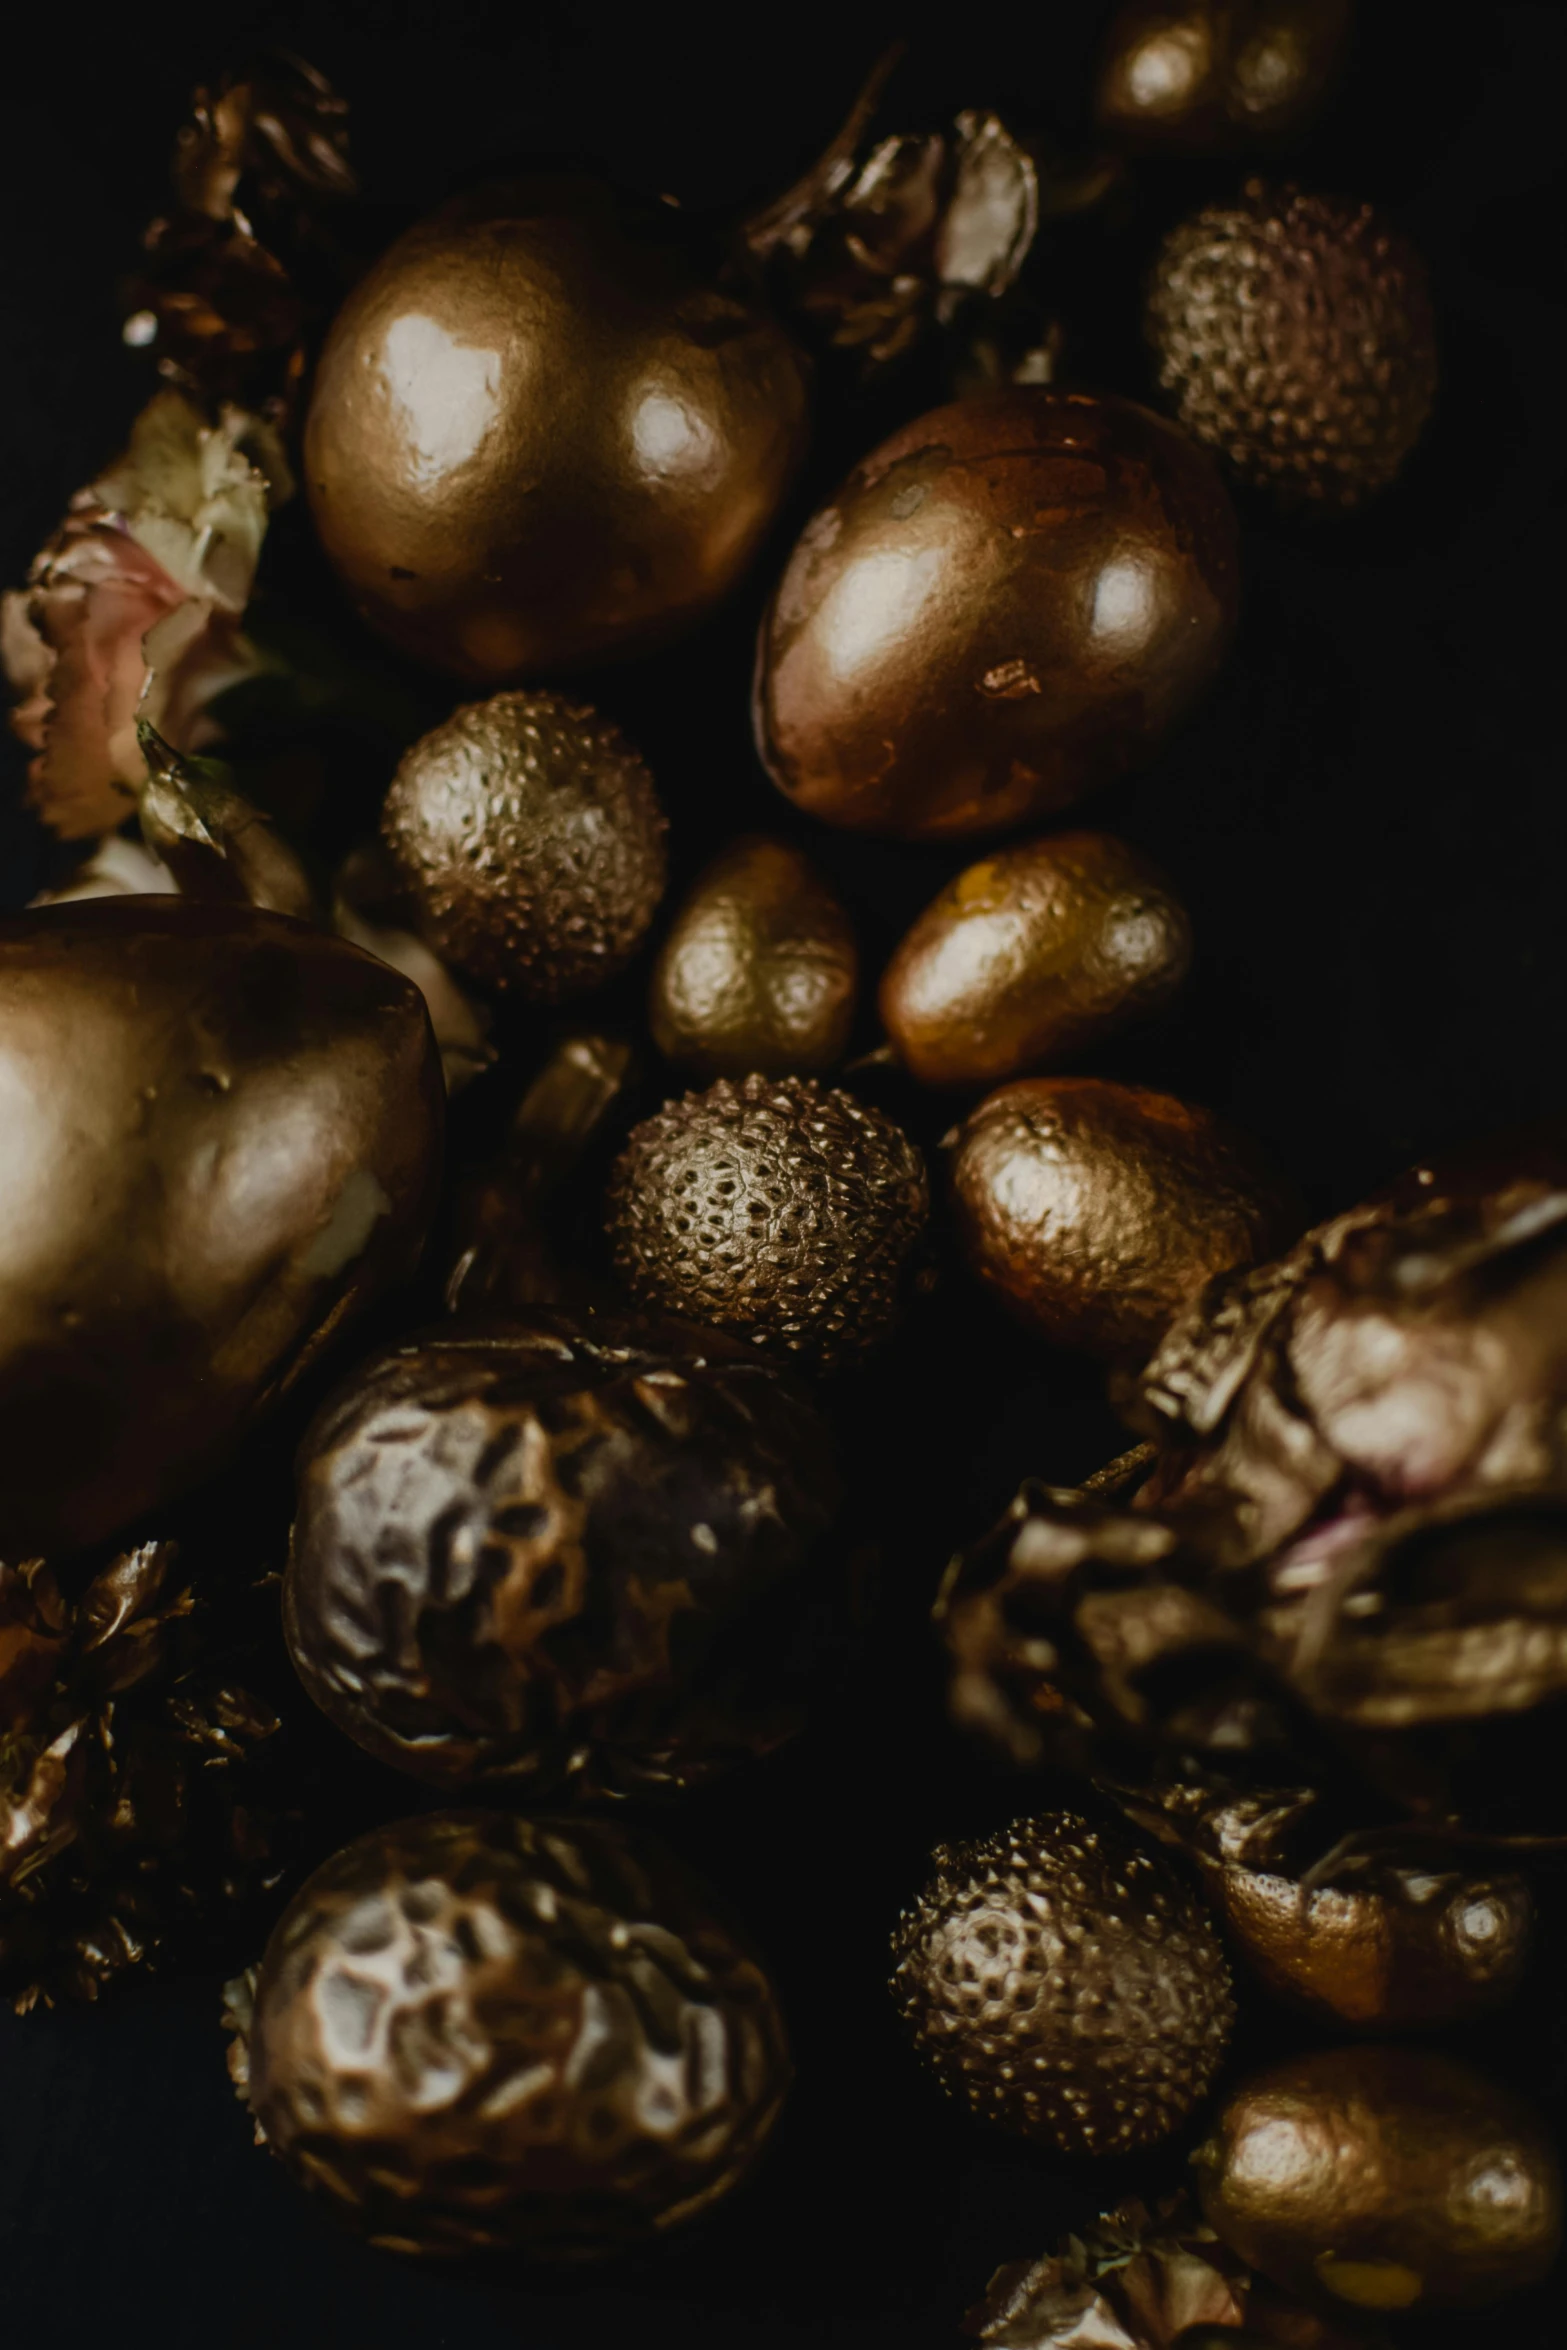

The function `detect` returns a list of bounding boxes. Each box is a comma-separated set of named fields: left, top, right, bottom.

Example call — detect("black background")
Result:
left=3, top=6, right=1567, bottom=2346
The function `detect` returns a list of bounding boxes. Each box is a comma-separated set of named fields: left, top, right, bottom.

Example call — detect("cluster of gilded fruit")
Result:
left=3, top=9, right=1553, bottom=2345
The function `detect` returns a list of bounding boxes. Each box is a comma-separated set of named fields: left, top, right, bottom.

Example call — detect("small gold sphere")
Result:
left=649, top=835, right=858, bottom=1079
left=381, top=689, right=667, bottom=1002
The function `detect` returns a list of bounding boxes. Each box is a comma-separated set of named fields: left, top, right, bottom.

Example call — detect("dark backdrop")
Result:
left=3, top=7, right=1566, bottom=2347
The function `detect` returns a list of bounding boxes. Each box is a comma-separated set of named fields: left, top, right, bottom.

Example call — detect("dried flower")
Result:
left=3, top=391, right=277, bottom=839
left=0, top=1542, right=284, bottom=2010
left=963, top=2195, right=1376, bottom=2347
left=745, top=53, right=1040, bottom=371
left=123, top=50, right=357, bottom=412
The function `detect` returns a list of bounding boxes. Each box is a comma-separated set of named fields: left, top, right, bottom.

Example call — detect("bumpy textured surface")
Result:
left=607, top=1076, right=929, bottom=1372
left=381, top=690, right=667, bottom=999
left=1146, top=182, right=1437, bottom=510
left=239, top=1810, right=790, bottom=2257
left=284, top=1309, right=840, bottom=1794
left=890, top=1811, right=1233, bottom=2157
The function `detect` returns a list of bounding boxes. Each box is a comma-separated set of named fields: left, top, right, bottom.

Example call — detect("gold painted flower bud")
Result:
left=951, top=1075, right=1293, bottom=1360
left=649, top=835, right=857, bottom=1079
left=1196, top=2047, right=1563, bottom=2314
left=880, top=831, right=1191, bottom=1087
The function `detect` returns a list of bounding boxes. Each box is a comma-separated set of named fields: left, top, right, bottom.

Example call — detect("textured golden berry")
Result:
left=381, top=689, right=667, bottom=1000
left=606, top=1075, right=928, bottom=1373
left=1146, top=181, right=1437, bottom=509
left=890, top=1811, right=1234, bottom=2157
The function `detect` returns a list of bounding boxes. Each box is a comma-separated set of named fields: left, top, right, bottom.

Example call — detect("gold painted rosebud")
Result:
left=0, top=899, right=442, bottom=1559
left=649, top=835, right=857, bottom=1079
left=880, top=832, right=1192, bottom=1087
left=754, top=387, right=1238, bottom=841
left=1195, top=2047, right=1563, bottom=2314
left=380, top=690, right=667, bottom=1002
left=950, top=1075, right=1294, bottom=1360
left=305, top=178, right=811, bottom=681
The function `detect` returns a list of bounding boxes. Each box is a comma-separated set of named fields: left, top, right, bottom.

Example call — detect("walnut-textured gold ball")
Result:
left=754, top=388, right=1239, bottom=841
left=1196, top=2047, right=1563, bottom=2313
left=1096, top=2, right=1352, bottom=153
left=649, top=835, right=858, bottom=1079
left=951, top=1075, right=1294, bottom=1361
left=305, top=179, right=811, bottom=680
left=380, top=690, right=667, bottom=1002
left=240, top=1810, right=790, bottom=2257
left=606, top=1074, right=928, bottom=1373
left=890, top=1811, right=1234, bottom=2157
left=1147, top=181, right=1437, bottom=510
left=880, top=832, right=1192, bottom=1088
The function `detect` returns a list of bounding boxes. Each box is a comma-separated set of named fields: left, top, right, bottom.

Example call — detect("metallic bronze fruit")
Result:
left=890, top=1811, right=1234, bottom=2157
left=1195, top=2047, right=1563, bottom=2313
left=951, top=1076, right=1294, bottom=1361
left=380, top=690, right=667, bottom=1002
left=880, top=832, right=1192, bottom=1087
left=1146, top=182, right=1437, bottom=510
left=1096, top=3, right=1352, bottom=154
left=304, top=178, right=811, bottom=680
left=606, top=1074, right=929, bottom=1373
left=232, top=1809, right=790, bottom=2256
left=0, top=899, right=442, bottom=1559
left=754, top=387, right=1239, bottom=841
left=649, top=835, right=858, bottom=1080
left=284, top=1308, right=840, bottom=1795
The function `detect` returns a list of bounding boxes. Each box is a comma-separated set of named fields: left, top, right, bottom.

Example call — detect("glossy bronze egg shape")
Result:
left=1096, top=2, right=1352, bottom=153
left=951, top=1075, right=1293, bottom=1361
left=0, top=899, right=442, bottom=1559
left=284, top=1308, right=840, bottom=1795
left=753, top=388, right=1239, bottom=841
left=890, top=1811, right=1234, bottom=2157
left=305, top=179, right=811, bottom=680
left=1209, top=1857, right=1533, bottom=2029
left=1147, top=182, right=1437, bottom=511
left=380, top=690, right=667, bottom=1001
left=880, top=831, right=1192, bottom=1087
left=1195, top=2047, right=1563, bottom=2313
left=606, top=1074, right=929, bottom=1373
left=649, top=835, right=858, bottom=1079
left=241, top=1810, right=790, bottom=2257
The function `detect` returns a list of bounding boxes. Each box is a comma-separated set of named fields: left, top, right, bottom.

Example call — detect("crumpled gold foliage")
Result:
left=124, top=50, right=356, bottom=411
left=745, top=53, right=1040, bottom=371
left=0, top=1542, right=282, bottom=2010
left=3, top=390, right=277, bottom=839
left=942, top=1139, right=1567, bottom=1840
left=964, top=2196, right=1378, bottom=2348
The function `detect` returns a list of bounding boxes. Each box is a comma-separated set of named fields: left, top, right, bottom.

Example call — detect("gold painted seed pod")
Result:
left=649, top=835, right=858, bottom=1079
left=880, top=831, right=1191, bottom=1087
left=950, top=1074, right=1293, bottom=1361
left=306, top=178, right=811, bottom=681
left=1195, top=2046, right=1564, bottom=2314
